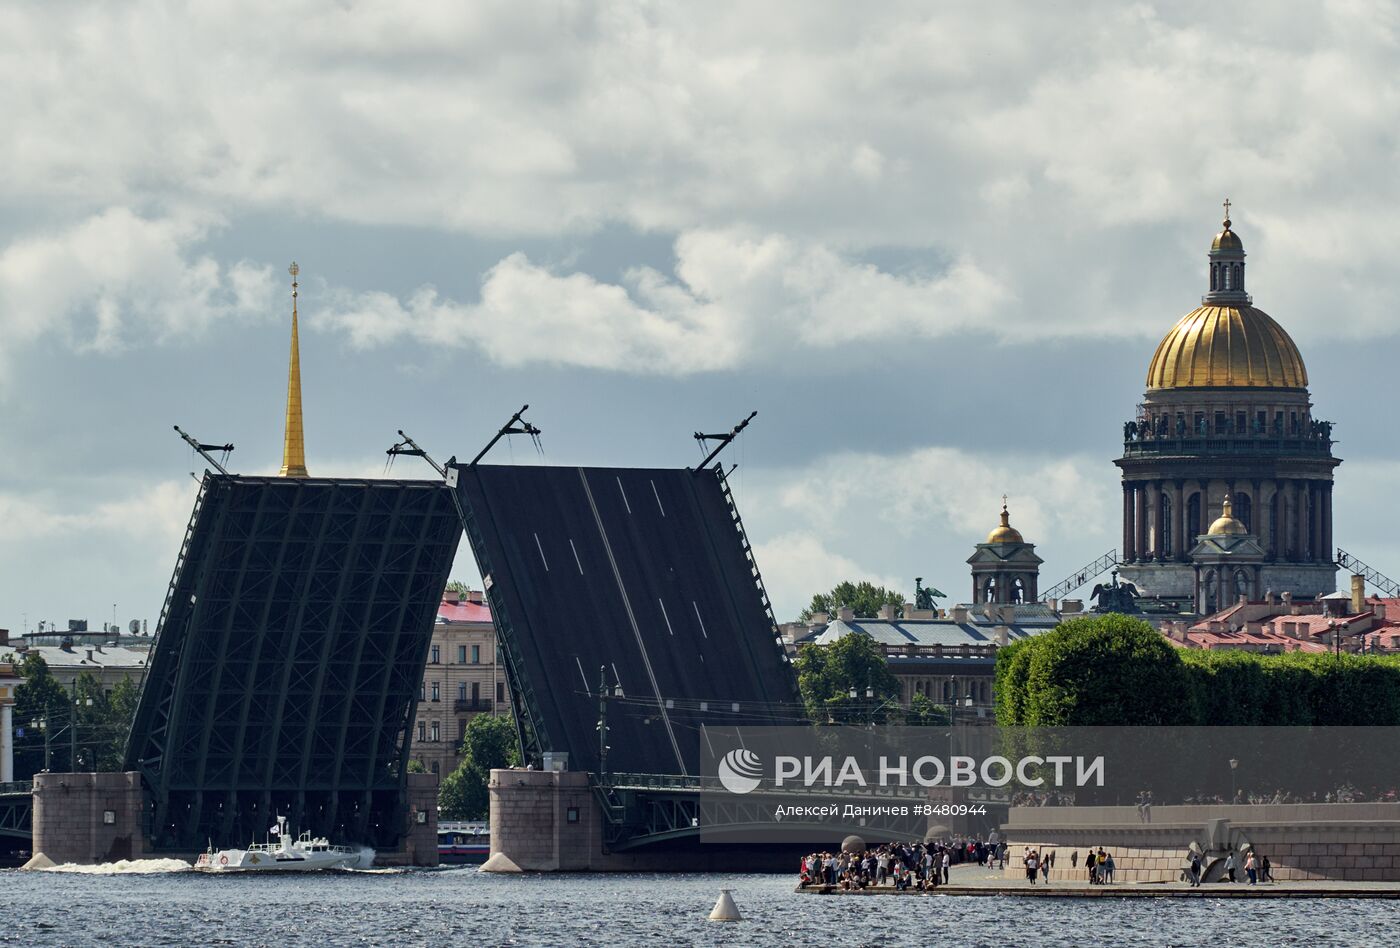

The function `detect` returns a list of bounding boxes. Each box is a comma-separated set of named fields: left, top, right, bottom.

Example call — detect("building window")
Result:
left=471, top=645, right=481, bottom=664
left=431, top=721, right=440, bottom=742
left=496, top=681, right=505, bottom=704
left=457, top=645, right=467, bottom=664
left=458, top=682, right=467, bottom=701
left=102, top=810, right=116, bottom=825
left=430, top=760, right=440, bottom=775
left=431, top=682, right=440, bottom=702
left=419, top=683, right=425, bottom=701
left=459, top=719, right=467, bottom=741
left=417, top=721, right=426, bottom=742
left=431, top=645, right=440, bottom=664
left=472, top=682, right=480, bottom=703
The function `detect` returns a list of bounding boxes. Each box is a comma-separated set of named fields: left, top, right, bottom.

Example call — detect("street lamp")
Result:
left=1229, top=757, right=1239, bottom=803
left=1326, top=620, right=1349, bottom=656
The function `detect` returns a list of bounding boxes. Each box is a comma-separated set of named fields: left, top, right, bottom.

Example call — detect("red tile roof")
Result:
left=438, top=599, right=492, bottom=623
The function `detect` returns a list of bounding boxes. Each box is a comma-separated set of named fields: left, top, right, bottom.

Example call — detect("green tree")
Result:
left=799, top=581, right=906, bottom=622
left=793, top=633, right=900, bottom=724
left=1021, top=613, right=1191, bottom=726
left=440, top=714, right=521, bottom=819
left=902, top=692, right=950, bottom=727
left=993, top=638, right=1033, bottom=725
left=407, top=759, right=427, bottom=774
left=444, top=580, right=473, bottom=597
left=108, top=677, right=141, bottom=741
left=14, top=653, right=69, bottom=777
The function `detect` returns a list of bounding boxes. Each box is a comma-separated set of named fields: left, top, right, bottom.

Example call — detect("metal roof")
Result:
left=812, top=617, right=1052, bottom=648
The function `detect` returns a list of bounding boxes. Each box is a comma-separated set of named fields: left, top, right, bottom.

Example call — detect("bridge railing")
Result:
left=0, top=781, right=32, bottom=796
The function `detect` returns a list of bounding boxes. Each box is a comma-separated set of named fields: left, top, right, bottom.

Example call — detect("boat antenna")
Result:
left=692, top=411, right=757, bottom=472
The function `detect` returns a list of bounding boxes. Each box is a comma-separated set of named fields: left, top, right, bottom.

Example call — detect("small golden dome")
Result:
left=986, top=501, right=1024, bottom=544
left=1208, top=497, right=1249, bottom=536
left=1146, top=304, right=1308, bottom=390
left=1211, top=220, right=1244, bottom=252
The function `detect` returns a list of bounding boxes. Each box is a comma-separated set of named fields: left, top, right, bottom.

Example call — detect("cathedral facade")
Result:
left=1115, top=210, right=1340, bottom=610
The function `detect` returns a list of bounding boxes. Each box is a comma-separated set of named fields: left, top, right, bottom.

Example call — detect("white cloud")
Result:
left=744, top=446, right=1120, bottom=619
left=313, top=229, right=1006, bottom=372
left=0, top=208, right=277, bottom=365
left=0, top=478, right=196, bottom=546
left=752, top=532, right=905, bottom=614
left=0, top=1, right=1395, bottom=373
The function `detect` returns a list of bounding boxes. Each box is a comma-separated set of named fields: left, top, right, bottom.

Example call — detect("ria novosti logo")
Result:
left=716, top=748, right=763, bottom=794
left=712, top=750, right=1106, bottom=794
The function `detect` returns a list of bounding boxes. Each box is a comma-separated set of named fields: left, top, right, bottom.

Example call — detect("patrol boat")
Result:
left=194, top=816, right=374, bottom=872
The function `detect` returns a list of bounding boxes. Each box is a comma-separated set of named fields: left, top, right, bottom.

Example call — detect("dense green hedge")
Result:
left=994, top=613, right=1400, bottom=726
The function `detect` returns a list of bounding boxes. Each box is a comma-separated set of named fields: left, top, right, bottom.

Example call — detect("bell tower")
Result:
left=967, top=499, right=1043, bottom=605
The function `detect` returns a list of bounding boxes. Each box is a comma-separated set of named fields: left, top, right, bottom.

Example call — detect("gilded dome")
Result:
left=1211, top=225, right=1243, bottom=252
left=1146, top=304, right=1308, bottom=390
left=1207, top=497, right=1248, bottom=536
left=986, top=502, right=1024, bottom=544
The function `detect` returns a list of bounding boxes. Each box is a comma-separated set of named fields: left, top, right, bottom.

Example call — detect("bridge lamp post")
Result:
left=36, top=716, right=50, bottom=773
left=1229, top=757, right=1239, bottom=803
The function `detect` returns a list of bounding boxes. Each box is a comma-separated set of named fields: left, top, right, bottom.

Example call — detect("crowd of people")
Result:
left=798, top=838, right=1290, bottom=889
left=1185, top=848, right=1273, bottom=885
left=1011, top=790, right=1077, bottom=807
left=798, top=838, right=1132, bottom=888
left=798, top=836, right=1006, bottom=891
left=1135, top=784, right=1398, bottom=811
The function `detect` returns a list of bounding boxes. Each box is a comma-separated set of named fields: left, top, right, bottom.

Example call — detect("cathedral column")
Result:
left=1134, top=484, right=1148, bottom=563
left=1309, top=482, right=1322, bottom=562
left=1323, top=483, right=1334, bottom=563
left=1265, top=481, right=1276, bottom=554
left=1288, top=476, right=1299, bottom=557
left=1295, top=480, right=1310, bottom=562
left=1146, top=481, right=1161, bottom=559
left=1122, top=483, right=1135, bottom=562
left=1173, top=480, right=1186, bottom=561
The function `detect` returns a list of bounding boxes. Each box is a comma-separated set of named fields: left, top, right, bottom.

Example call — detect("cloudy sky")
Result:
left=4, top=1, right=1400, bottom=635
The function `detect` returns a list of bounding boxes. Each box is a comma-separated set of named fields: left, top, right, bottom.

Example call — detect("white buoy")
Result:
left=709, top=888, right=743, bottom=922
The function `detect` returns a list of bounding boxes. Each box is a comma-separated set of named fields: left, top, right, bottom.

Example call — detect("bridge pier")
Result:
left=30, top=771, right=145, bottom=867
left=483, top=768, right=797, bottom=872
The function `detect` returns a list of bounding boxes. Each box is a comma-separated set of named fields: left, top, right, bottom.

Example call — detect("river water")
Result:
left=8, top=863, right=1392, bottom=946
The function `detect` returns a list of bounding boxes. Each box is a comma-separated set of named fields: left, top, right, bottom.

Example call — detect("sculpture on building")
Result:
left=1091, top=570, right=1141, bottom=614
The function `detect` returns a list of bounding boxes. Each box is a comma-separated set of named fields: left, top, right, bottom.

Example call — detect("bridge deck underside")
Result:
left=125, top=475, right=460, bottom=853
left=454, top=464, right=799, bottom=778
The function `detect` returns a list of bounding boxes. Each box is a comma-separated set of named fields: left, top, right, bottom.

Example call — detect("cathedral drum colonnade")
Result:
left=1115, top=208, right=1339, bottom=612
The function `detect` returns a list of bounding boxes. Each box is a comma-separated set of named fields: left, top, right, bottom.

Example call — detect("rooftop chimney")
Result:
left=878, top=603, right=897, bottom=621
left=838, top=605, right=855, bottom=622
left=950, top=605, right=969, bottom=623
left=811, top=612, right=829, bottom=626
left=1352, top=574, right=1366, bottom=616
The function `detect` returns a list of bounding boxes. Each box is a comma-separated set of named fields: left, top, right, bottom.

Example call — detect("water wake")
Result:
left=42, top=858, right=193, bottom=874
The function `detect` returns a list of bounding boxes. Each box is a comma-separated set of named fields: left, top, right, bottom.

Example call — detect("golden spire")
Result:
left=279, top=261, right=309, bottom=477
left=986, top=495, right=1025, bottom=544
left=1208, top=496, right=1248, bottom=536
